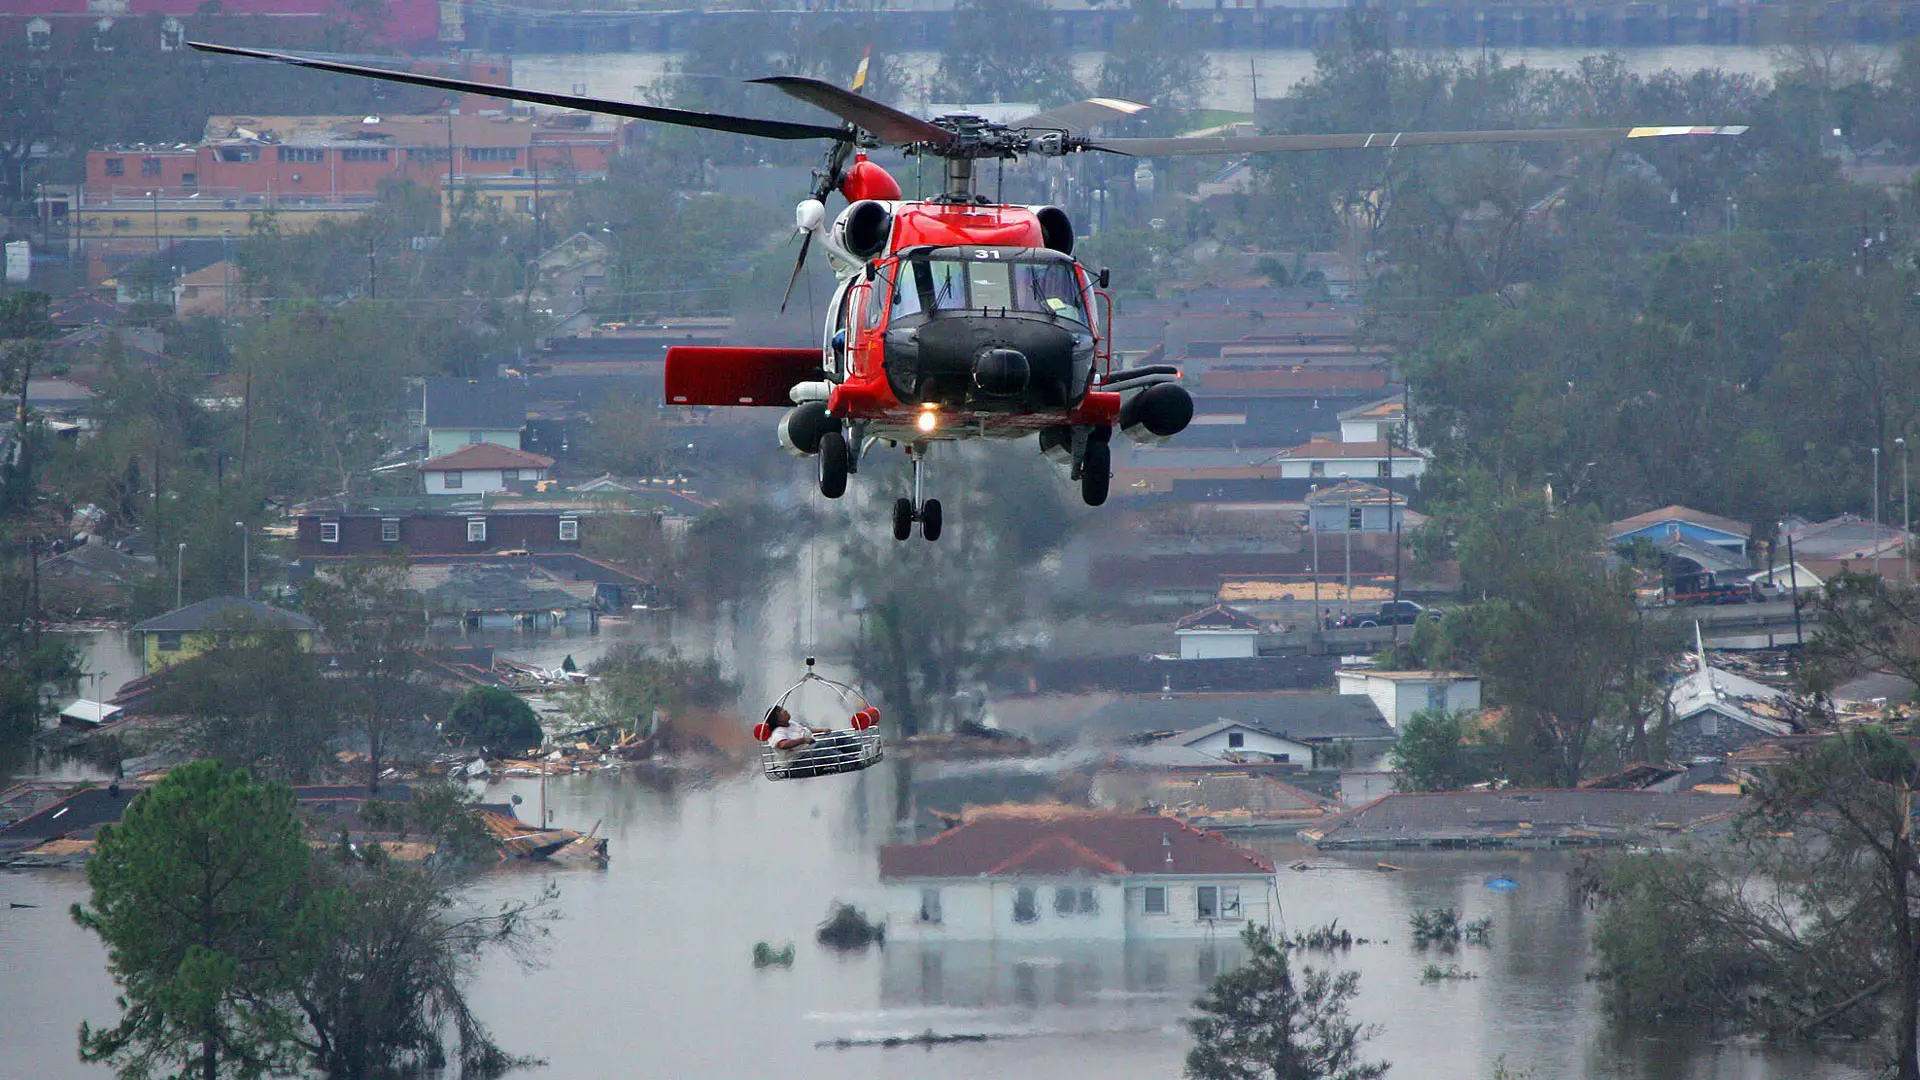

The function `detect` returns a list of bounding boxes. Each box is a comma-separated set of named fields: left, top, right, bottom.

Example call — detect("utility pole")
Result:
left=234, top=521, right=248, bottom=598
left=1310, top=483, right=1321, bottom=639
left=1388, top=433, right=1401, bottom=650
left=1786, top=529, right=1804, bottom=650
left=1900, top=436, right=1912, bottom=581
left=366, top=236, right=378, bottom=300
left=1873, top=446, right=1883, bottom=579
left=175, top=542, right=186, bottom=609
left=1343, top=483, right=1353, bottom=618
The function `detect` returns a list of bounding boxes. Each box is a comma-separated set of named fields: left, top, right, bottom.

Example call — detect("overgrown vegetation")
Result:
left=1410, top=907, right=1493, bottom=950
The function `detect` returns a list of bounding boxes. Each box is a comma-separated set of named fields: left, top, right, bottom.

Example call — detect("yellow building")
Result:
left=129, top=596, right=320, bottom=675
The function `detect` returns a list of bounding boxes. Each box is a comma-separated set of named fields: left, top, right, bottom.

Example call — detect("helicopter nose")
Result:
left=973, top=347, right=1030, bottom=396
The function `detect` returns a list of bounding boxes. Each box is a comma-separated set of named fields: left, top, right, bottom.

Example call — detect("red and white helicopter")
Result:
left=190, top=40, right=1743, bottom=540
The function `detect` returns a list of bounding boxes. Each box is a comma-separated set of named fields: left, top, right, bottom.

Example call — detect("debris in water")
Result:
left=818, top=1030, right=997, bottom=1050
left=1485, top=876, right=1519, bottom=891
left=752, top=941, right=795, bottom=968
left=816, top=902, right=885, bottom=951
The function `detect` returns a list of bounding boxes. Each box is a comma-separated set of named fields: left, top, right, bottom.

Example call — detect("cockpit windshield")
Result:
left=893, top=251, right=1089, bottom=325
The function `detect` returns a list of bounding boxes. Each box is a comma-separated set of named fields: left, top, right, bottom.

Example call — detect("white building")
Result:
left=1269, top=438, right=1429, bottom=480
left=1336, top=396, right=1409, bottom=446
left=1335, top=669, right=1482, bottom=730
left=1173, top=603, right=1262, bottom=659
left=418, top=443, right=554, bottom=495
left=880, top=809, right=1276, bottom=942
left=1168, top=719, right=1314, bottom=765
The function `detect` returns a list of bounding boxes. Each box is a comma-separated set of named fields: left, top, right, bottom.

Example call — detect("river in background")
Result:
left=513, top=43, right=1824, bottom=116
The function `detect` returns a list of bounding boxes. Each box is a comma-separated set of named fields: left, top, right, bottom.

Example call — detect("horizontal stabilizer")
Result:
left=664, top=347, right=825, bottom=407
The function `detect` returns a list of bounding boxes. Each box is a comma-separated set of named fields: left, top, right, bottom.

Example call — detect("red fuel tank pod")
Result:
left=840, top=154, right=902, bottom=203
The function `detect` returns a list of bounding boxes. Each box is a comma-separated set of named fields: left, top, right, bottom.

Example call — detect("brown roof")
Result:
left=1175, top=603, right=1262, bottom=632
left=1273, top=439, right=1396, bottom=460
left=878, top=808, right=1275, bottom=879
left=418, top=444, right=556, bottom=472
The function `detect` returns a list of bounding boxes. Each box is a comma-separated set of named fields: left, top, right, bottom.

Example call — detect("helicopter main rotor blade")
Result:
left=750, top=76, right=955, bottom=147
left=1089, top=124, right=1748, bottom=156
left=187, top=41, right=855, bottom=143
left=1014, top=97, right=1151, bottom=136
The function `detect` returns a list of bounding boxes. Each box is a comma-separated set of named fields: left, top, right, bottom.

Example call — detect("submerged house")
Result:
left=879, top=807, right=1275, bottom=941
left=128, top=596, right=320, bottom=675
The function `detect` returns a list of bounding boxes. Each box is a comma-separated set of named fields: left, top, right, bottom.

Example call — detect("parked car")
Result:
left=1332, top=601, right=1442, bottom=629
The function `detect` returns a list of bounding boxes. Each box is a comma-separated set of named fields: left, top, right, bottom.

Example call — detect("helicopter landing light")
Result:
left=916, top=406, right=939, bottom=434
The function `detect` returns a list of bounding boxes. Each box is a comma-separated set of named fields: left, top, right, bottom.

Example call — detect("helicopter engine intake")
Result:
left=1119, top=382, right=1194, bottom=444
left=837, top=200, right=893, bottom=259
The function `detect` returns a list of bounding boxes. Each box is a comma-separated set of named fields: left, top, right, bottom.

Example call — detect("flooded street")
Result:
left=1, top=760, right=1874, bottom=1080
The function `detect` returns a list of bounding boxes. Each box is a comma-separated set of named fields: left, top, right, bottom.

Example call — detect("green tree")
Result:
left=446, top=686, right=542, bottom=752
left=73, top=761, right=326, bottom=1080
left=932, top=0, right=1084, bottom=106
left=1431, top=491, right=1676, bottom=785
left=295, top=849, right=547, bottom=1079
left=1590, top=728, right=1920, bottom=1078
left=300, top=557, right=442, bottom=791
left=144, top=631, right=336, bottom=781
left=1095, top=0, right=1211, bottom=131
left=1389, top=708, right=1491, bottom=793
left=1186, top=922, right=1388, bottom=1080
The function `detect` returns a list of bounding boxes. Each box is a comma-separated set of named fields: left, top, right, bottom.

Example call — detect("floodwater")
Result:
left=0, top=763, right=1876, bottom=1080
left=514, top=43, right=1814, bottom=116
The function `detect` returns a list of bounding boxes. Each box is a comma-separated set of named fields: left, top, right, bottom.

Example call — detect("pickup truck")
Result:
left=1331, top=601, right=1442, bottom=629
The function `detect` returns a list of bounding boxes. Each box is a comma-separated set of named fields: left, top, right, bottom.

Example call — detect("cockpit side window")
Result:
left=891, top=260, right=924, bottom=319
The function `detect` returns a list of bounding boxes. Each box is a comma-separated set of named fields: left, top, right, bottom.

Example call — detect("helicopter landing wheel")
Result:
left=818, top=430, right=849, bottom=499
left=892, top=497, right=913, bottom=541
left=921, top=498, right=942, bottom=541
left=1080, top=439, right=1110, bottom=507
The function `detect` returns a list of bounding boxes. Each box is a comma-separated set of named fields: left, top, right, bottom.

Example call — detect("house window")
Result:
left=181, top=173, right=197, bottom=188
left=141, top=157, right=161, bottom=176
left=1227, top=731, right=1245, bottom=749
left=443, top=470, right=463, bottom=490
left=278, top=147, right=324, bottom=164
left=319, top=521, right=340, bottom=544
left=216, top=147, right=258, bottom=163
left=919, top=888, right=942, bottom=924
left=1348, top=506, right=1363, bottom=531
left=515, top=196, right=533, bottom=213
left=1054, top=887, right=1076, bottom=916
left=467, top=147, right=519, bottom=163
left=469, top=431, right=484, bottom=444
left=380, top=518, right=400, bottom=543
left=1197, top=885, right=1242, bottom=920
left=104, top=158, right=124, bottom=176
left=184, top=216, right=199, bottom=230
left=501, top=469, right=519, bottom=482
left=467, top=518, right=487, bottom=543
left=1012, top=886, right=1038, bottom=924
left=411, top=147, right=451, bottom=163
left=1428, top=685, right=1448, bottom=712
left=340, top=148, right=390, bottom=163
left=558, top=518, right=579, bottom=542
left=1377, top=461, right=1393, bottom=478
left=1142, top=886, right=1167, bottom=915
left=1309, top=461, right=1326, bottom=477
left=155, top=631, right=182, bottom=652
left=1701, top=715, right=1720, bottom=736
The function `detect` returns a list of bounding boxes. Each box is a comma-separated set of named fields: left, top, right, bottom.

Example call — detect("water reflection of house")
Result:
left=880, top=807, right=1275, bottom=941
left=880, top=939, right=1249, bottom=1012
left=404, top=563, right=598, bottom=632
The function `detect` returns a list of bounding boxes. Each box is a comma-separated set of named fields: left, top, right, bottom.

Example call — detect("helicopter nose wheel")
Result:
left=892, top=447, right=942, bottom=541
left=1079, top=432, right=1111, bottom=507
left=818, top=429, right=849, bottom=499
